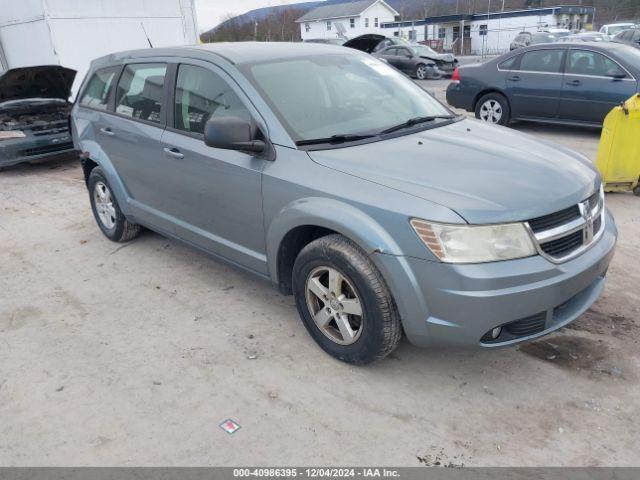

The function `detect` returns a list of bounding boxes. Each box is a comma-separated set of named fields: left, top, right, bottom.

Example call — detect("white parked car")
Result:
left=599, top=23, right=636, bottom=37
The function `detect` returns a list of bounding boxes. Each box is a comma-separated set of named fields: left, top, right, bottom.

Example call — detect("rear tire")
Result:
left=475, top=92, right=510, bottom=126
left=88, top=167, right=141, bottom=242
left=634, top=185, right=640, bottom=197
left=292, top=234, right=402, bottom=364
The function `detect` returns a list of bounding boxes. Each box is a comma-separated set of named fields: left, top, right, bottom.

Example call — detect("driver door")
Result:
left=158, top=61, right=269, bottom=274
left=394, top=47, right=415, bottom=74
left=380, top=48, right=402, bottom=69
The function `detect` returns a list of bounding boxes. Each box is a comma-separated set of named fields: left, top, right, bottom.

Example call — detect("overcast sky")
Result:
left=195, top=0, right=307, bottom=32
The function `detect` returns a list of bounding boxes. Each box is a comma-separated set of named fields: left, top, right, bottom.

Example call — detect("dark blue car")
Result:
left=447, top=42, right=640, bottom=127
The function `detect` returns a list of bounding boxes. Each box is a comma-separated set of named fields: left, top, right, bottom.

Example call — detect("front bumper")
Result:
left=0, top=131, right=75, bottom=168
left=436, top=62, right=456, bottom=76
left=373, top=209, right=617, bottom=348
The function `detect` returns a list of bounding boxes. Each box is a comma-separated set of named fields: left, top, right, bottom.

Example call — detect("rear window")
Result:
left=520, top=49, right=564, bottom=73
left=80, top=67, right=119, bottom=110
left=115, top=63, right=167, bottom=124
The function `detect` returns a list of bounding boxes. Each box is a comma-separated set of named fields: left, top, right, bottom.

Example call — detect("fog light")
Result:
left=491, top=327, right=502, bottom=339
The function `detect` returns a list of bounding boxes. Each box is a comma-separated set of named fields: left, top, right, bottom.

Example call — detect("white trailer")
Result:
left=0, top=0, right=198, bottom=96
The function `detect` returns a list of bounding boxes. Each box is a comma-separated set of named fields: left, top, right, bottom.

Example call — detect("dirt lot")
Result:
left=1, top=84, right=639, bottom=466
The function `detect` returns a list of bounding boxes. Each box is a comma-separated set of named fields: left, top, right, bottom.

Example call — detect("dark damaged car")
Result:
left=344, top=34, right=458, bottom=76
left=0, top=65, right=76, bottom=169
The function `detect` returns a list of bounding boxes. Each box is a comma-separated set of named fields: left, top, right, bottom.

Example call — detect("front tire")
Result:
left=292, top=234, right=402, bottom=364
left=88, top=167, right=141, bottom=242
left=475, top=92, right=511, bottom=126
left=415, top=63, right=429, bottom=80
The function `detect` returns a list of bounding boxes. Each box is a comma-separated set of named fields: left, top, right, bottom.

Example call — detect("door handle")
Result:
left=99, top=127, right=115, bottom=136
left=567, top=79, right=582, bottom=87
left=163, top=147, right=184, bottom=160
left=507, top=75, right=521, bottom=82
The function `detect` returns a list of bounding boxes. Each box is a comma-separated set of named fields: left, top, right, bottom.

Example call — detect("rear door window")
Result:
left=519, top=49, right=564, bottom=73
left=79, top=67, right=119, bottom=110
left=174, top=64, right=252, bottom=135
left=115, top=63, right=167, bottom=124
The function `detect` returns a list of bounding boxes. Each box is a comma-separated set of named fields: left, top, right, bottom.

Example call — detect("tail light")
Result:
left=451, top=67, right=461, bottom=84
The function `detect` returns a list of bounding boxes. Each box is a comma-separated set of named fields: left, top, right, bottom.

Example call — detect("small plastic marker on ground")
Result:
left=219, top=419, right=241, bottom=435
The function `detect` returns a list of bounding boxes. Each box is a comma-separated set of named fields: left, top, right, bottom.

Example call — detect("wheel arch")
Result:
left=473, top=88, right=511, bottom=112
left=267, top=198, right=403, bottom=294
left=77, top=139, right=132, bottom=216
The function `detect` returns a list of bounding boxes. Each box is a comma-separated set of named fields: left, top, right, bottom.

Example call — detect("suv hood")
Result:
left=0, top=65, right=76, bottom=104
left=308, top=119, right=599, bottom=224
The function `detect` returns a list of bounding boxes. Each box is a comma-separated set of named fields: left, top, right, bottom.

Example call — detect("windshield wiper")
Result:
left=380, top=115, right=457, bottom=135
left=296, top=133, right=377, bottom=147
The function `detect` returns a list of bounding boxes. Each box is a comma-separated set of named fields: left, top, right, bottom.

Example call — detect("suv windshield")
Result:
left=242, top=54, right=451, bottom=144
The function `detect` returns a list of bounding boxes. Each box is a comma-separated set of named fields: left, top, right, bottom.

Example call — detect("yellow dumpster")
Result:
left=596, top=93, right=640, bottom=196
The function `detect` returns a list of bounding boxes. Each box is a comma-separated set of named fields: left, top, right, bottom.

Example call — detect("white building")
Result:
left=382, top=5, right=595, bottom=56
left=0, top=0, right=199, bottom=95
left=296, top=0, right=398, bottom=41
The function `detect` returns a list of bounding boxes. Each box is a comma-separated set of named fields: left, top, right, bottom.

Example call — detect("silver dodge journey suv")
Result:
left=71, top=43, right=617, bottom=364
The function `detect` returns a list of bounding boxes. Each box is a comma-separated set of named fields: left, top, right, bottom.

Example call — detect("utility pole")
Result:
left=254, top=21, right=258, bottom=40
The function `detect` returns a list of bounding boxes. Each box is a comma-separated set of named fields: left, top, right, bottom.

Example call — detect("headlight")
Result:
left=410, top=219, right=537, bottom=263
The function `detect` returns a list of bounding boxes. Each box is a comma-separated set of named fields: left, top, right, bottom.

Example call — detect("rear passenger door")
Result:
left=100, top=62, right=168, bottom=223
left=505, top=48, right=566, bottom=120
left=559, top=49, right=637, bottom=124
left=159, top=61, right=268, bottom=273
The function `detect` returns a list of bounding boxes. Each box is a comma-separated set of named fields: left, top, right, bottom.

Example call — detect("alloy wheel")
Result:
left=479, top=99, right=503, bottom=124
left=416, top=65, right=427, bottom=80
left=305, top=266, right=364, bottom=345
left=94, top=181, right=116, bottom=230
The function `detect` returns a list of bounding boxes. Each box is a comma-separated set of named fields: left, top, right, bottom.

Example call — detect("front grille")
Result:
left=528, top=205, right=580, bottom=233
left=526, top=189, right=604, bottom=262
left=32, top=127, right=69, bottom=137
left=593, top=215, right=602, bottom=235
left=20, top=142, right=74, bottom=157
left=540, top=230, right=583, bottom=257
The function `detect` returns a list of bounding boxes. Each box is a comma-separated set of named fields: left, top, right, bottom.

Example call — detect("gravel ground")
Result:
left=0, top=82, right=639, bottom=466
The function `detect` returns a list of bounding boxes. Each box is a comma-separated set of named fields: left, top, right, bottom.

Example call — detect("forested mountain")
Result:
left=201, top=0, right=640, bottom=42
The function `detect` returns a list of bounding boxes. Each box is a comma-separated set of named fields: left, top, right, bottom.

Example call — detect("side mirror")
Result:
left=605, top=68, right=626, bottom=80
left=204, top=116, right=265, bottom=154
left=405, top=53, right=413, bottom=58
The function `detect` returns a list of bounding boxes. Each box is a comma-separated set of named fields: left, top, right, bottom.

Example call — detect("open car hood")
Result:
left=0, top=65, right=76, bottom=104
